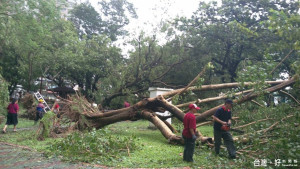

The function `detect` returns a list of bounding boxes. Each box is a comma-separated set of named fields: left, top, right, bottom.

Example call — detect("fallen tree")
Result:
left=162, top=80, right=285, bottom=98
left=194, top=77, right=296, bottom=123
left=37, top=76, right=297, bottom=144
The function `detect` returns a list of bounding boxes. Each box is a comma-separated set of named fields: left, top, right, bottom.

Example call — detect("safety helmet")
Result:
left=39, top=99, right=43, bottom=102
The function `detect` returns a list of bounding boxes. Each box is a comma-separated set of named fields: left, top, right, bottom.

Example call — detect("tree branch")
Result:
left=279, top=90, right=300, bottom=105
left=162, top=80, right=284, bottom=98
left=270, top=49, right=294, bottom=74
left=167, top=65, right=206, bottom=101
left=194, top=77, right=295, bottom=123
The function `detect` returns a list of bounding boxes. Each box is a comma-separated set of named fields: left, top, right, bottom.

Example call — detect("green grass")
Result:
left=0, top=117, right=35, bottom=131
left=0, top=118, right=242, bottom=168
left=104, top=120, right=241, bottom=168
left=1, top=104, right=299, bottom=168
left=0, top=117, right=60, bottom=151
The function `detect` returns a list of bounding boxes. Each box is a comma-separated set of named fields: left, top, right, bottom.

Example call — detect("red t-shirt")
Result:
left=182, top=112, right=196, bottom=138
left=7, top=103, right=19, bottom=114
left=54, top=104, right=60, bottom=109
left=124, top=102, right=130, bottom=108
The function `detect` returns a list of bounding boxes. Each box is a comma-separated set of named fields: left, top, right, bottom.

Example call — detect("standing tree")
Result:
left=174, top=0, right=299, bottom=83
left=69, top=0, right=137, bottom=41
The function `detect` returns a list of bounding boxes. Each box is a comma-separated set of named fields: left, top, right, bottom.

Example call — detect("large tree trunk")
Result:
left=139, top=110, right=182, bottom=144
left=59, top=78, right=295, bottom=144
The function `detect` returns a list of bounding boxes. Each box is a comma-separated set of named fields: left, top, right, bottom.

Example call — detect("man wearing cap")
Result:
left=213, top=99, right=236, bottom=159
left=35, top=99, right=45, bottom=124
left=182, top=103, right=200, bottom=162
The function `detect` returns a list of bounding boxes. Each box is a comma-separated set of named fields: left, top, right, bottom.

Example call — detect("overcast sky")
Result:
left=88, top=0, right=216, bottom=53
left=89, top=0, right=218, bottom=34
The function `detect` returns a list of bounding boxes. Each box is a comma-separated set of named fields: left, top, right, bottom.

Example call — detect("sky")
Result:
left=88, top=0, right=214, bottom=35
left=87, top=0, right=216, bottom=53
left=122, top=0, right=202, bottom=34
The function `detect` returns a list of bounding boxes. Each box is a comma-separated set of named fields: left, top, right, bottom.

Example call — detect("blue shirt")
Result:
left=36, top=107, right=43, bottom=111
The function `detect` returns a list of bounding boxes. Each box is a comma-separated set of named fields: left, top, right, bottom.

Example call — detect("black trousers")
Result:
left=35, top=111, right=43, bottom=121
left=183, top=136, right=195, bottom=162
left=214, top=129, right=236, bottom=157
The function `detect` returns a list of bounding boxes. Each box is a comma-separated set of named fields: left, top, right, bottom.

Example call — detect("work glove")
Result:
left=192, top=134, right=197, bottom=140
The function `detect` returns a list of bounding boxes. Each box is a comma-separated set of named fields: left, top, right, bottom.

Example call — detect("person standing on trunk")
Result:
left=2, top=98, right=19, bottom=133
left=182, top=103, right=200, bottom=162
left=213, top=99, right=236, bottom=159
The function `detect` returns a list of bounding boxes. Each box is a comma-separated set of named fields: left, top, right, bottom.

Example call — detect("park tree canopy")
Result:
left=0, top=0, right=299, bottom=107
left=0, top=1, right=299, bottom=165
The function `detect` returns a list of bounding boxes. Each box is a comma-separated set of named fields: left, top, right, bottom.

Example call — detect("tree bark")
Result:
left=279, top=90, right=300, bottom=105
left=195, top=77, right=295, bottom=123
left=63, top=77, right=295, bottom=144
left=176, top=89, right=253, bottom=108
left=139, top=110, right=182, bottom=144
left=78, top=99, right=183, bottom=144
left=162, top=80, right=284, bottom=98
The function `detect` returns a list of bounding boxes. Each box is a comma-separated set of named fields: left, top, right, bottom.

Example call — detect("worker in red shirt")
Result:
left=182, top=103, right=200, bottom=162
left=124, top=101, right=130, bottom=108
left=51, top=100, right=61, bottom=126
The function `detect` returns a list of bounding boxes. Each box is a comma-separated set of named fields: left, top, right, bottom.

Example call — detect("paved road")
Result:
left=0, top=143, right=106, bottom=169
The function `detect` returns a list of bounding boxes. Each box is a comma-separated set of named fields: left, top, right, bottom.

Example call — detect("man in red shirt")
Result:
left=182, top=103, right=200, bottom=162
left=51, top=100, right=61, bottom=126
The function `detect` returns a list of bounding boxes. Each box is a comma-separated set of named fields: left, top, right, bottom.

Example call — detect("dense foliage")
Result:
left=173, top=0, right=299, bottom=83
left=0, top=74, right=9, bottom=115
left=0, top=0, right=299, bottom=108
left=233, top=104, right=300, bottom=166
left=47, top=128, right=138, bottom=164
left=40, top=111, right=56, bottom=139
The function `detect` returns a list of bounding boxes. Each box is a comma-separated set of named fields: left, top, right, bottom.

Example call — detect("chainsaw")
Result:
left=221, top=124, right=244, bottom=134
